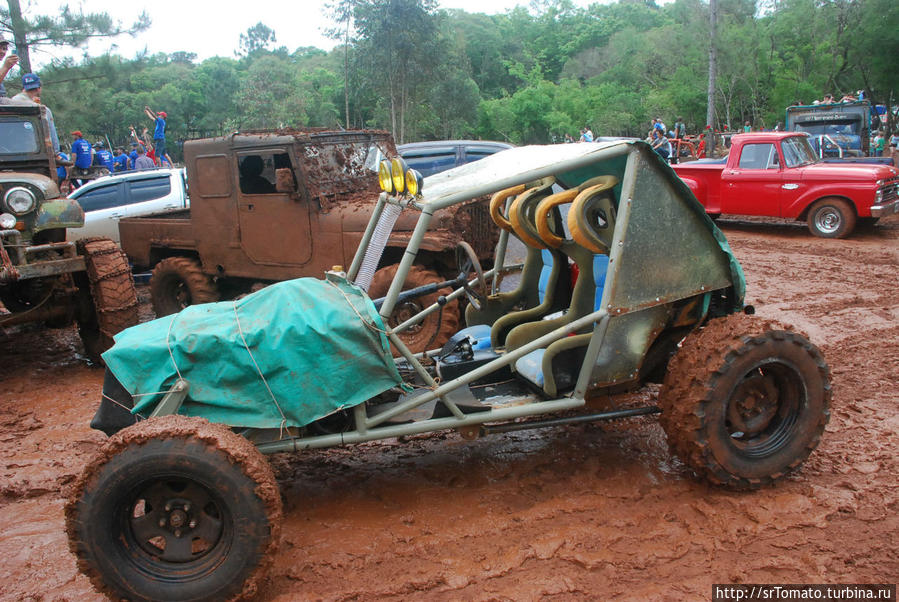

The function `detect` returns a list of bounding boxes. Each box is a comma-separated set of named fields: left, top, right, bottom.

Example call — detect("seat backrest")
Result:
left=503, top=176, right=619, bottom=354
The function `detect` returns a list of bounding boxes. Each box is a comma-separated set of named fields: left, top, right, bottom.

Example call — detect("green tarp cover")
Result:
left=102, top=276, right=404, bottom=429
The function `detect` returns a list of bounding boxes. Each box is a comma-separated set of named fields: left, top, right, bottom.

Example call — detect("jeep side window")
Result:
left=238, top=153, right=290, bottom=194
left=738, top=143, right=777, bottom=170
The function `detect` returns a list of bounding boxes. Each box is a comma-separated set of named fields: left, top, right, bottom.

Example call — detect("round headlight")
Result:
left=378, top=160, right=394, bottom=193
left=405, top=168, right=424, bottom=196
left=0, top=213, right=16, bottom=229
left=5, top=187, right=36, bottom=215
left=390, top=157, right=407, bottom=194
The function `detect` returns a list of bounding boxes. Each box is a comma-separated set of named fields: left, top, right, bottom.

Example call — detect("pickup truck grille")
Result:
left=878, top=178, right=899, bottom=204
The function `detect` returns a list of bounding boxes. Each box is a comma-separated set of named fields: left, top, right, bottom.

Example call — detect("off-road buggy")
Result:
left=66, top=140, right=831, bottom=601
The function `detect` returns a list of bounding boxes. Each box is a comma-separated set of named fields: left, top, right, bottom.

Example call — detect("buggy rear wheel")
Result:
left=66, top=415, right=282, bottom=601
left=658, top=313, right=831, bottom=488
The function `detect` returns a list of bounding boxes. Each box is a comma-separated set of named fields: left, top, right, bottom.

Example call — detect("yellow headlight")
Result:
left=405, top=168, right=424, bottom=196
left=378, top=160, right=394, bottom=193
left=391, top=157, right=407, bottom=194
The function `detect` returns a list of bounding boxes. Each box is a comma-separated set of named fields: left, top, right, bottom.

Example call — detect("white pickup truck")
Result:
left=66, top=168, right=189, bottom=244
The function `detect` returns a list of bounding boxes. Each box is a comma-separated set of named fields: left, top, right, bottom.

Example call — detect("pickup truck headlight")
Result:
left=4, top=187, right=36, bottom=215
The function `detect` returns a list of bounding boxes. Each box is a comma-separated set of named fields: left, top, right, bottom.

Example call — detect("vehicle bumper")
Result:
left=870, top=199, right=899, bottom=218
left=0, top=230, right=85, bottom=283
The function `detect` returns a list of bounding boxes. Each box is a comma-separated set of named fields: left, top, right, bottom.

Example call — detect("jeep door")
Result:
left=236, top=149, right=313, bottom=266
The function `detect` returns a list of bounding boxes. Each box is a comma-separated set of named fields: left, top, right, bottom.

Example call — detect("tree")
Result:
left=1, top=0, right=149, bottom=73
left=238, top=22, right=277, bottom=57
left=352, top=0, right=441, bottom=143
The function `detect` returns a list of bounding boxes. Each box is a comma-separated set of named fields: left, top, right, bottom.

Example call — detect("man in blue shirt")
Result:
left=69, top=131, right=93, bottom=188
left=128, top=143, right=139, bottom=170
left=144, top=106, right=167, bottom=160
left=93, top=140, right=114, bottom=172
left=56, top=151, right=70, bottom=192
left=113, top=147, right=129, bottom=172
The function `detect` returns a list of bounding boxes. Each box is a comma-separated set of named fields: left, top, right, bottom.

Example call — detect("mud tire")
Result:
left=75, top=237, right=139, bottom=362
left=658, top=313, right=831, bottom=489
left=150, top=256, right=219, bottom=317
left=368, top=264, right=459, bottom=354
left=65, top=415, right=282, bottom=602
left=807, top=198, right=856, bottom=238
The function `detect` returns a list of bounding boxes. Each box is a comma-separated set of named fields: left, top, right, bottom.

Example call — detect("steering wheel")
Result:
left=456, top=241, right=487, bottom=311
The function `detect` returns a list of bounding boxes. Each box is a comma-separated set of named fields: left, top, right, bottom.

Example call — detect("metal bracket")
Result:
left=149, top=379, right=190, bottom=418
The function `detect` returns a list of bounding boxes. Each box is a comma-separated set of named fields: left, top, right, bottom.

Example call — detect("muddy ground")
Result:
left=1, top=216, right=897, bottom=600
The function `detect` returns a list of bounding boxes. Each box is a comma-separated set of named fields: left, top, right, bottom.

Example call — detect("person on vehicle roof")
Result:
left=0, top=37, right=19, bottom=100
left=69, top=131, right=93, bottom=189
left=133, top=145, right=155, bottom=170
left=113, top=147, right=129, bottom=172
left=93, top=140, right=114, bottom=172
left=9, top=73, right=60, bottom=153
left=144, top=105, right=167, bottom=162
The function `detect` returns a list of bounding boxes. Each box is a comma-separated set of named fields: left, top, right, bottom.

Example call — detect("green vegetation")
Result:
left=5, top=0, right=897, bottom=154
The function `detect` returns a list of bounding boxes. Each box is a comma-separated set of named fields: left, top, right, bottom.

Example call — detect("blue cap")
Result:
left=22, top=73, right=41, bottom=90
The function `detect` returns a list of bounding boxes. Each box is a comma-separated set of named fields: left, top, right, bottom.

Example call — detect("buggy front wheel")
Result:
left=658, top=313, right=831, bottom=488
left=66, top=415, right=282, bottom=601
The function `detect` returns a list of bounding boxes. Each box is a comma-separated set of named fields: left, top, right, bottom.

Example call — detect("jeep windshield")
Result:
left=0, top=117, right=41, bottom=154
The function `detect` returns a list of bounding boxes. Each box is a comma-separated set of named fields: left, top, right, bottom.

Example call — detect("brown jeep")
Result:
left=118, top=128, right=497, bottom=352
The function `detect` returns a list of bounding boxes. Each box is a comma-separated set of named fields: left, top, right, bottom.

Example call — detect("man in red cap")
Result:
left=144, top=105, right=167, bottom=164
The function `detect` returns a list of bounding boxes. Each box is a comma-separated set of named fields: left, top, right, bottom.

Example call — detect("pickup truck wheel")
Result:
left=151, top=257, right=220, bottom=317
left=658, top=313, right=831, bottom=489
left=75, top=238, right=140, bottom=362
left=66, top=415, right=282, bottom=602
left=807, top=198, right=856, bottom=238
left=369, top=264, right=459, bottom=354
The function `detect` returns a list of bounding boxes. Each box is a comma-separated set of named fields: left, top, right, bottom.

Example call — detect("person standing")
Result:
left=743, top=121, right=752, bottom=133
left=70, top=131, right=93, bottom=188
left=673, top=118, right=686, bottom=140
left=873, top=131, right=885, bottom=157
left=10, top=73, right=60, bottom=153
left=144, top=106, right=167, bottom=161
left=93, top=140, right=114, bottom=172
left=0, top=37, right=20, bottom=99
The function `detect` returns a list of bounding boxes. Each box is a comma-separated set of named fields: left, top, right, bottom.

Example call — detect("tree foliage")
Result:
left=1, top=0, right=149, bottom=73
left=9, top=0, right=897, bottom=157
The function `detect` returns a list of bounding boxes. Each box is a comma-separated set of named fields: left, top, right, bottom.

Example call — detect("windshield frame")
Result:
left=781, top=136, right=818, bottom=168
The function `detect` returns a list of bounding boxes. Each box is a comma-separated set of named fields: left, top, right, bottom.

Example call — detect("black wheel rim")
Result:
left=119, top=474, right=231, bottom=581
left=724, top=359, right=804, bottom=458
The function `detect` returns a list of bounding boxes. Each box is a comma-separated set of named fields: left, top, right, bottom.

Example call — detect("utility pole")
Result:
left=706, top=0, right=718, bottom=158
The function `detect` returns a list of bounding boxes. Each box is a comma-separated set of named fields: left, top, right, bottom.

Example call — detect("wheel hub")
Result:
left=130, top=481, right=223, bottom=562
left=728, top=373, right=779, bottom=437
left=816, top=209, right=841, bottom=233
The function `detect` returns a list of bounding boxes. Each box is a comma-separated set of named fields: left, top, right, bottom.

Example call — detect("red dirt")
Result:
left=1, top=215, right=897, bottom=600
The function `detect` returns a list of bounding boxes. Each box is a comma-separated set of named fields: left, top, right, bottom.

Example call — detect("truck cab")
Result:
left=673, top=132, right=899, bottom=238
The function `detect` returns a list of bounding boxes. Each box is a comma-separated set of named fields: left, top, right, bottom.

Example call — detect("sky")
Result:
left=28, top=0, right=615, bottom=67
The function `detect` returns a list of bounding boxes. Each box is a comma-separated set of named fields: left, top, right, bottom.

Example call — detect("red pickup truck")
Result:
left=672, top=132, right=899, bottom=238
